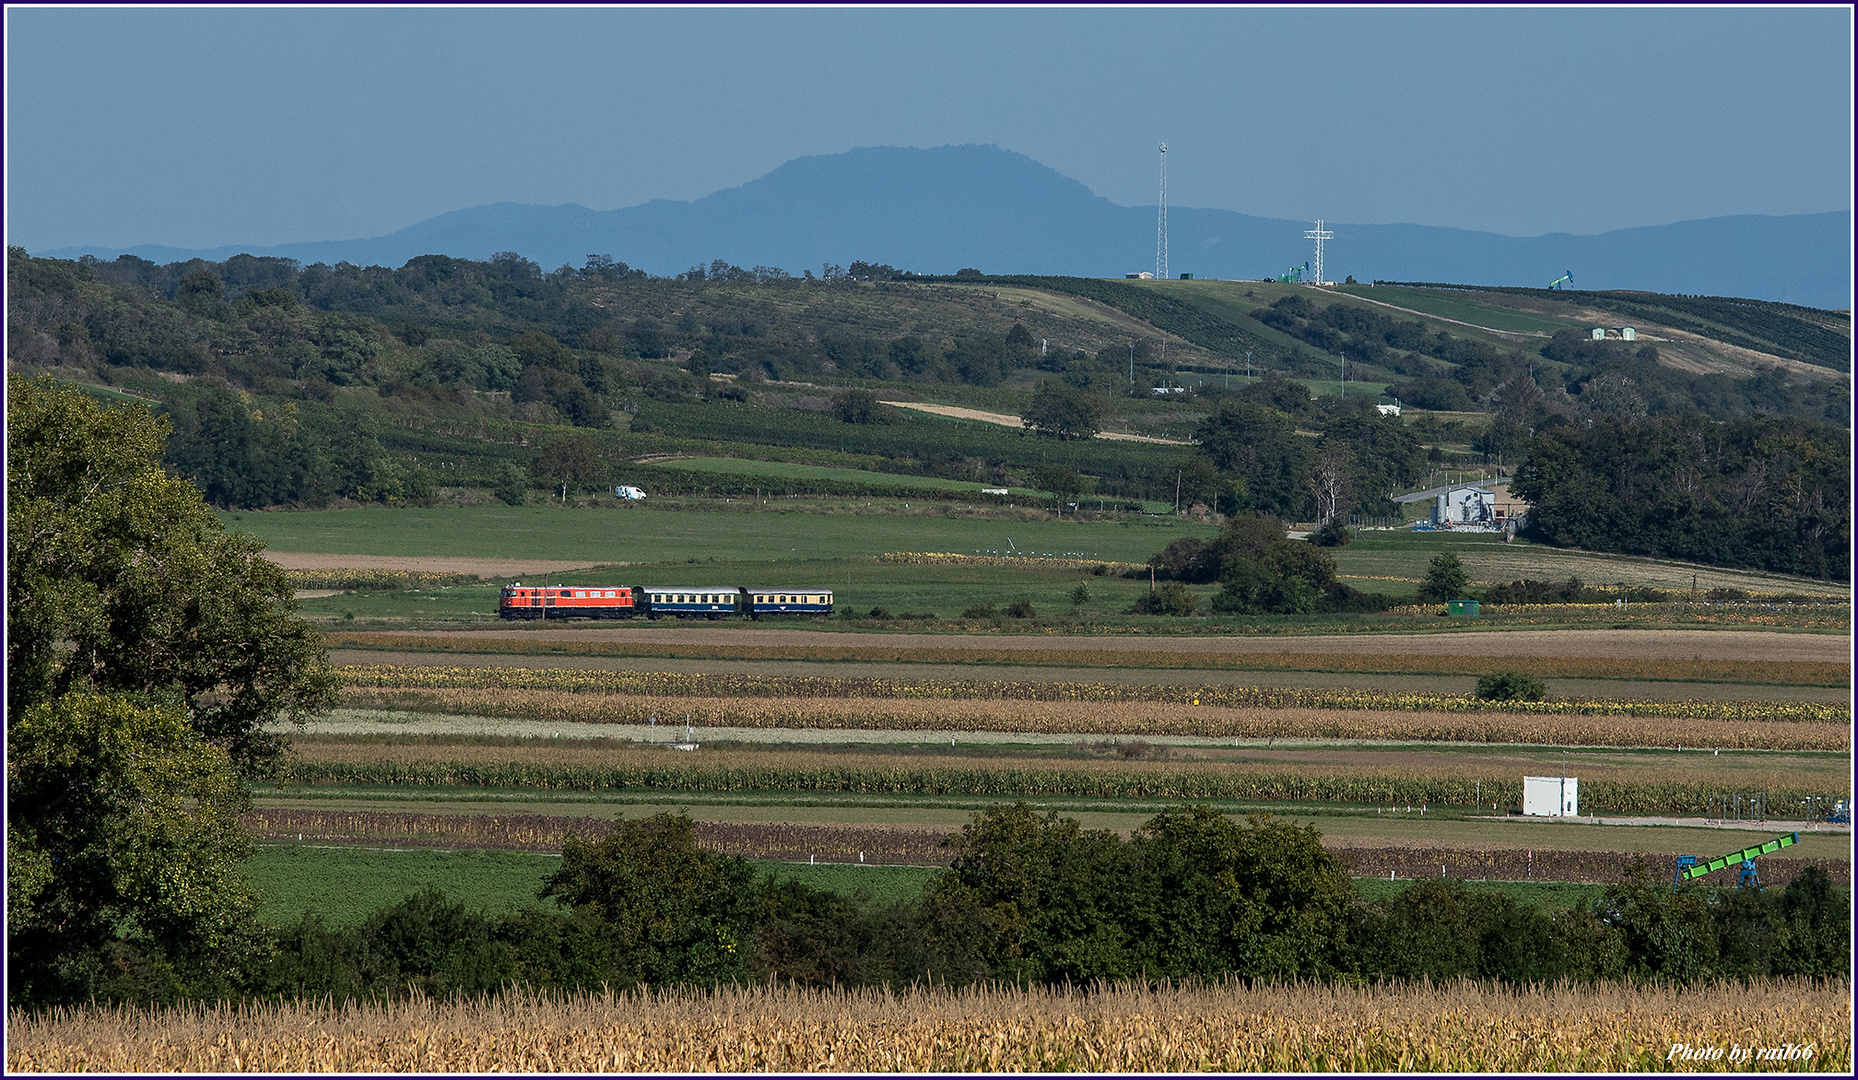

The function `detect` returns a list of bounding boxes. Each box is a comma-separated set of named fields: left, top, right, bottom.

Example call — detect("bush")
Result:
left=961, top=602, right=998, bottom=619
left=491, top=462, right=530, bottom=507
left=1310, top=521, right=1352, bottom=547
left=830, top=388, right=891, bottom=425
left=1475, top=671, right=1546, bottom=702
left=1005, top=598, right=1036, bottom=619
left=1317, top=581, right=1391, bottom=613
left=1133, top=582, right=1197, bottom=616
left=866, top=607, right=892, bottom=620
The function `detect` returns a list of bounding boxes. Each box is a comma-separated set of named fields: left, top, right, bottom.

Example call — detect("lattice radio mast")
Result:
left=1156, top=142, right=1168, bottom=281
left=1304, top=219, right=1333, bottom=285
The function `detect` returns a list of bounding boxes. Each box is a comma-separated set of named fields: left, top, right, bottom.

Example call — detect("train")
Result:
left=499, top=583, right=833, bottom=620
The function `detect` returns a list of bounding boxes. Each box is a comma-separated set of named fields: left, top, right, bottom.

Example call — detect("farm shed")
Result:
left=1524, top=775, right=1580, bottom=817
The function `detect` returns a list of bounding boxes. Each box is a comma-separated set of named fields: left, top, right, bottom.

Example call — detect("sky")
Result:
left=5, top=5, right=1851, bottom=253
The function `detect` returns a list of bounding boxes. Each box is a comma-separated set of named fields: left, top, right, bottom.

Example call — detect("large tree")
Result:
left=7, top=377, right=338, bottom=771
left=1022, top=381, right=1104, bottom=440
left=7, top=376, right=338, bottom=1006
left=529, top=431, right=607, bottom=501
left=1193, top=401, right=1313, bottom=520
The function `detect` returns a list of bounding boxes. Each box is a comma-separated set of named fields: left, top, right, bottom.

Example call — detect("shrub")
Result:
left=1311, top=521, right=1352, bottom=547
left=491, top=462, right=529, bottom=507
left=830, top=389, right=891, bottom=425
left=1133, top=582, right=1197, bottom=616
left=1005, top=598, right=1037, bottom=619
left=1476, top=671, right=1547, bottom=702
left=961, top=602, right=998, bottom=619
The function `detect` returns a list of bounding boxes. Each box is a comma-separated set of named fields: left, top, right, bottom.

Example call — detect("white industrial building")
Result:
left=1523, top=775, right=1580, bottom=817
left=1433, top=486, right=1496, bottom=526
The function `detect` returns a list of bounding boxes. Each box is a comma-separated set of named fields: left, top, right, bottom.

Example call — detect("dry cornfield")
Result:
left=243, top=810, right=955, bottom=865
left=275, top=741, right=1847, bottom=814
left=335, top=685, right=1852, bottom=752
left=326, top=641, right=1850, bottom=687
left=9, top=978, right=1848, bottom=1073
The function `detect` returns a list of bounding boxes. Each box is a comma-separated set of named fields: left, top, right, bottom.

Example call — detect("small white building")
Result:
left=1433, top=486, right=1496, bottom=526
left=1523, top=775, right=1580, bottom=817
left=1617, top=326, right=1636, bottom=341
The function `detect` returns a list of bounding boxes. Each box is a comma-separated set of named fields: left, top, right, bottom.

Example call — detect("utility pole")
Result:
left=1175, top=470, right=1182, bottom=514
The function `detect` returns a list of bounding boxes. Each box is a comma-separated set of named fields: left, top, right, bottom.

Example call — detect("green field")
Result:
left=225, top=504, right=1214, bottom=566
left=1333, top=285, right=1583, bottom=335
left=239, top=505, right=1847, bottom=614
left=245, top=838, right=1836, bottom=929
left=650, top=457, right=1053, bottom=501
left=244, top=843, right=941, bottom=927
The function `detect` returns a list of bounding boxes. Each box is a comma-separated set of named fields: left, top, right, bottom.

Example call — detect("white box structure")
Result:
left=1523, top=775, right=1579, bottom=817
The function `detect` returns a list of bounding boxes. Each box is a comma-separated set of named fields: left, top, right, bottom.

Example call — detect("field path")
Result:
left=881, top=400, right=1187, bottom=444
left=358, top=626, right=1850, bottom=664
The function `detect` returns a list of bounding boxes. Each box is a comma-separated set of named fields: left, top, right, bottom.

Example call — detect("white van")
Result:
left=614, top=485, right=648, bottom=500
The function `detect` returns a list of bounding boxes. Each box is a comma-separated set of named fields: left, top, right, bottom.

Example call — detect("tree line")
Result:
left=23, top=805, right=1849, bottom=1010
left=1514, top=412, right=1850, bottom=581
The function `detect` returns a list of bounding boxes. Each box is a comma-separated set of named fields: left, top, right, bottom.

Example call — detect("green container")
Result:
left=1448, top=600, right=1481, bottom=616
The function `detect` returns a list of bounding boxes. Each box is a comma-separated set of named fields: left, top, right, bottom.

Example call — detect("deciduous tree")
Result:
left=1022, top=381, right=1103, bottom=440
left=7, top=377, right=338, bottom=772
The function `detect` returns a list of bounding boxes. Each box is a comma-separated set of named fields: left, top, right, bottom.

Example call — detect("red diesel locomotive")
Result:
left=498, top=584, right=637, bottom=619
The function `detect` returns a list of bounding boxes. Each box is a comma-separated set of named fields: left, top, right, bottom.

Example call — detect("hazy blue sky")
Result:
left=6, top=6, right=1850, bottom=253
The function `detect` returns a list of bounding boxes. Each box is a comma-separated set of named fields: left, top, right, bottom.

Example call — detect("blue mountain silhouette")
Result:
left=44, top=144, right=1849, bottom=309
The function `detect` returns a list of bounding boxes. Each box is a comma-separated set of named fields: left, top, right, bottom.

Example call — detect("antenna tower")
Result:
left=1304, top=219, right=1333, bottom=285
left=1156, top=142, right=1168, bottom=280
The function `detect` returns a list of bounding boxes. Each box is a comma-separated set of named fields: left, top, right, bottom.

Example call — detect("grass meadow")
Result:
left=237, top=505, right=1848, bottom=628
left=1332, top=284, right=1582, bottom=335
left=243, top=844, right=943, bottom=928
left=245, top=841, right=1689, bottom=929
left=223, top=503, right=1214, bottom=565
left=649, top=456, right=1054, bottom=500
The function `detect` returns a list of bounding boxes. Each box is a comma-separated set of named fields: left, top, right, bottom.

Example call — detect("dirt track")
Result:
left=880, top=401, right=1186, bottom=445
left=359, top=626, right=1851, bottom=664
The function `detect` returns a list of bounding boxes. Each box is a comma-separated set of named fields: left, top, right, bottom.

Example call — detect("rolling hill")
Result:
left=41, top=145, right=1852, bottom=310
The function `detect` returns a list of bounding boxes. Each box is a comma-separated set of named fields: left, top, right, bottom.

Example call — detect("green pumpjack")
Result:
left=1674, top=832, right=1798, bottom=889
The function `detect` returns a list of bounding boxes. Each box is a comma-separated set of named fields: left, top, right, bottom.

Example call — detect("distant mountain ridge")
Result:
left=44, top=144, right=1851, bottom=309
